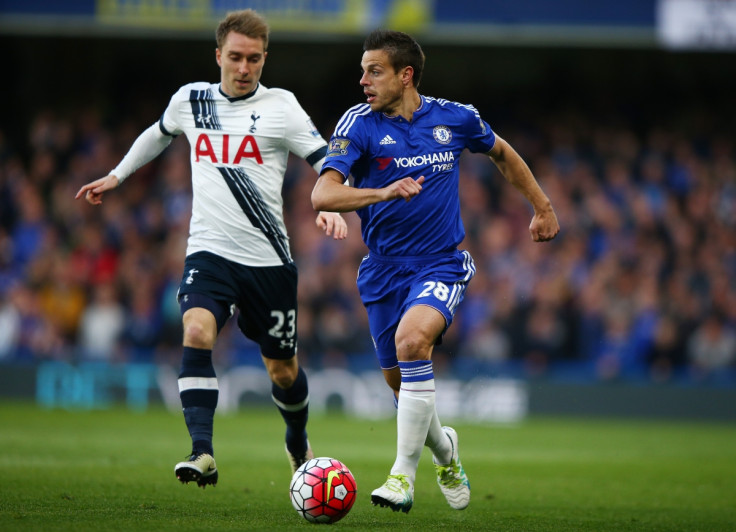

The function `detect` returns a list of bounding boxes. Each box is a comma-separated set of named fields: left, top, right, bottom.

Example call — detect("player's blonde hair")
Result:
left=216, top=9, right=270, bottom=51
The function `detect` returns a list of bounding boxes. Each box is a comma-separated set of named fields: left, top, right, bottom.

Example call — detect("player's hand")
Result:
left=75, top=175, right=120, bottom=205
left=388, top=175, right=425, bottom=202
left=529, top=208, right=560, bottom=242
left=316, top=212, right=348, bottom=240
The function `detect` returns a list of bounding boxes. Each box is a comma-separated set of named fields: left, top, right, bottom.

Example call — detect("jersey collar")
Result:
left=382, top=94, right=426, bottom=122
left=413, top=95, right=427, bottom=117
left=219, top=82, right=260, bottom=102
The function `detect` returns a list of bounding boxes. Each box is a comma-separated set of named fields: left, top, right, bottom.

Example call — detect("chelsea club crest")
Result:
left=433, top=125, right=452, bottom=144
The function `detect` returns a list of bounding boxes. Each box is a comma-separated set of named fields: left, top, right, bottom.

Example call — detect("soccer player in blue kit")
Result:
left=312, top=29, right=559, bottom=513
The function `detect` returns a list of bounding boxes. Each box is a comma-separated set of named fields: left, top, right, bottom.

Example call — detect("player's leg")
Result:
left=175, top=297, right=231, bottom=488
left=382, top=367, right=450, bottom=462
left=375, top=251, right=474, bottom=510
left=409, top=251, right=474, bottom=510
left=235, top=261, right=310, bottom=474
left=370, top=305, right=442, bottom=511
left=392, top=305, right=445, bottom=477
left=357, top=257, right=417, bottom=510
left=262, top=355, right=313, bottom=473
left=173, top=252, right=236, bottom=488
left=390, top=306, right=470, bottom=510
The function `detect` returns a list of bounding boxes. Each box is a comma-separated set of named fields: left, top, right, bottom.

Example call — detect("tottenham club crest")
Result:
left=249, top=111, right=260, bottom=133
left=433, top=125, right=452, bottom=145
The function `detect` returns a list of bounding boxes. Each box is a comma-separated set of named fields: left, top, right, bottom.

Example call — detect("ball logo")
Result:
left=325, top=470, right=341, bottom=503
left=433, top=125, right=452, bottom=144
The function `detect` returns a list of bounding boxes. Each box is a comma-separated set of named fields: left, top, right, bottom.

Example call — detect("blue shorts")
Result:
left=178, top=251, right=298, bottom=360
left=356, top=250, right=476, bottom=370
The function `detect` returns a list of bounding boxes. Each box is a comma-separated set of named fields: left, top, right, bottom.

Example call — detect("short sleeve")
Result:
left=280, top=90, right=327, bottom=161
left=321, top=104, right=370, bottom=178
left=462, top=105, right=496, bottom=154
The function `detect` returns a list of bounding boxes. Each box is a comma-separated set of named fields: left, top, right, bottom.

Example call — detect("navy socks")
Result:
left=178, top=346, right=218, bottom=456
left=271, top=366, right=310, bottom=456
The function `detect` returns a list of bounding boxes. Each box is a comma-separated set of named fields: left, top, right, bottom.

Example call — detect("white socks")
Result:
left=390, top=360, right=450, bottom=483
left=426, top=408, right=452, bottom=465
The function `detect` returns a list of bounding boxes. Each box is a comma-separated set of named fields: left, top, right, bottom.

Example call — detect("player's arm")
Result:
left=74, top=123, right=173, bottom=205
left=312, top=168, right=424, bottom=213
left=487, top=135, right=560, bottom=242
left=304, top=152, right=348, bottom=240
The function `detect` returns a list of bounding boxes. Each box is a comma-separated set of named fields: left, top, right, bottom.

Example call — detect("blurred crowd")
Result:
left=0, top=95, right=734, bottom=386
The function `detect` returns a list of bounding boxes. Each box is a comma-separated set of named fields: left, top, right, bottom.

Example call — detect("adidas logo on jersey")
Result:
left=379, top=135, right=396, bottom=145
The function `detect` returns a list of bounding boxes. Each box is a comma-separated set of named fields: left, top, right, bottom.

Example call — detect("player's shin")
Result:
left=272, top=366, right=310, bottom=456
left=178, top=347, right=218, bottom=456
left=390, top=360, right=436, bottom=483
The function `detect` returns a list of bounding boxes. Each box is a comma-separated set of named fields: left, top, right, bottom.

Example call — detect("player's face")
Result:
left=360, top=50, right=406, bottom=115
left=216, top=31, right=267, bottom=98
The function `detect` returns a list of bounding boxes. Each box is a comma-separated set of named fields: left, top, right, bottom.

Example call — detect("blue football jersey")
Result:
left=322, top=95, right=496, bottom=257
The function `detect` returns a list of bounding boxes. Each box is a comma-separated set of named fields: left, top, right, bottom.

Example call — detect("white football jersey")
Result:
left=160, top=82, right=327, bottom=267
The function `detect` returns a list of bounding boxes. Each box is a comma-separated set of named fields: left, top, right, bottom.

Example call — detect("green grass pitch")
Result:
left=1, top=401, right=735, bottom=531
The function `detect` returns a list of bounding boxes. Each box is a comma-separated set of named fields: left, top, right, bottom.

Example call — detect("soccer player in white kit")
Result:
left=76, top=9, right=347, bottom=488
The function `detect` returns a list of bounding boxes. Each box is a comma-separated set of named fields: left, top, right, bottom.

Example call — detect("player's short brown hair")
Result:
left=216, top=9, right=270, bottom=51
left=363, top=29, right=425, bottom=88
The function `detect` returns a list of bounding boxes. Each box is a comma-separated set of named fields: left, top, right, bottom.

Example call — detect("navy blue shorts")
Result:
left=178, top=251, right=298, bottom=360
left=356, top=250, right=476, bottom=370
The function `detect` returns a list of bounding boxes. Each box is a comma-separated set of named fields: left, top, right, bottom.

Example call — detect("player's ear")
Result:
left=402, top=66, right=414, bottom=87
left=215, top=47, right=222, bottom=67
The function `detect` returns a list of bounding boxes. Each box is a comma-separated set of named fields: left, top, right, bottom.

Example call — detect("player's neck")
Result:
left=388, top=90, right=421, bottom=122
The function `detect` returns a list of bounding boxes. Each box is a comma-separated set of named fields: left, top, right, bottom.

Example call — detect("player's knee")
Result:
left=267, top=362, right=297, bottom=389
left=182, top=320, right=216, bottom=349
left=395, top=330, right=430, bottom=361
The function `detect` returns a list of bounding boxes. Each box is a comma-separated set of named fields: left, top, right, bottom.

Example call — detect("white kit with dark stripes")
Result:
left=160, top=82, right=327, bottom=267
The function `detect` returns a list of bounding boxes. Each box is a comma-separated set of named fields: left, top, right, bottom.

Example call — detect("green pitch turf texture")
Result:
left=1, top=402, right=734, bottom=531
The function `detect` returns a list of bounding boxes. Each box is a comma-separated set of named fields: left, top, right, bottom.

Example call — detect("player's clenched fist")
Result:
left=388, top=175, right=425, bottom=202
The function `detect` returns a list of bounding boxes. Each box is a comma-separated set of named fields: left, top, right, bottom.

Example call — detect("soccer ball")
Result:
left=289, top=457, right=357, bottom=524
